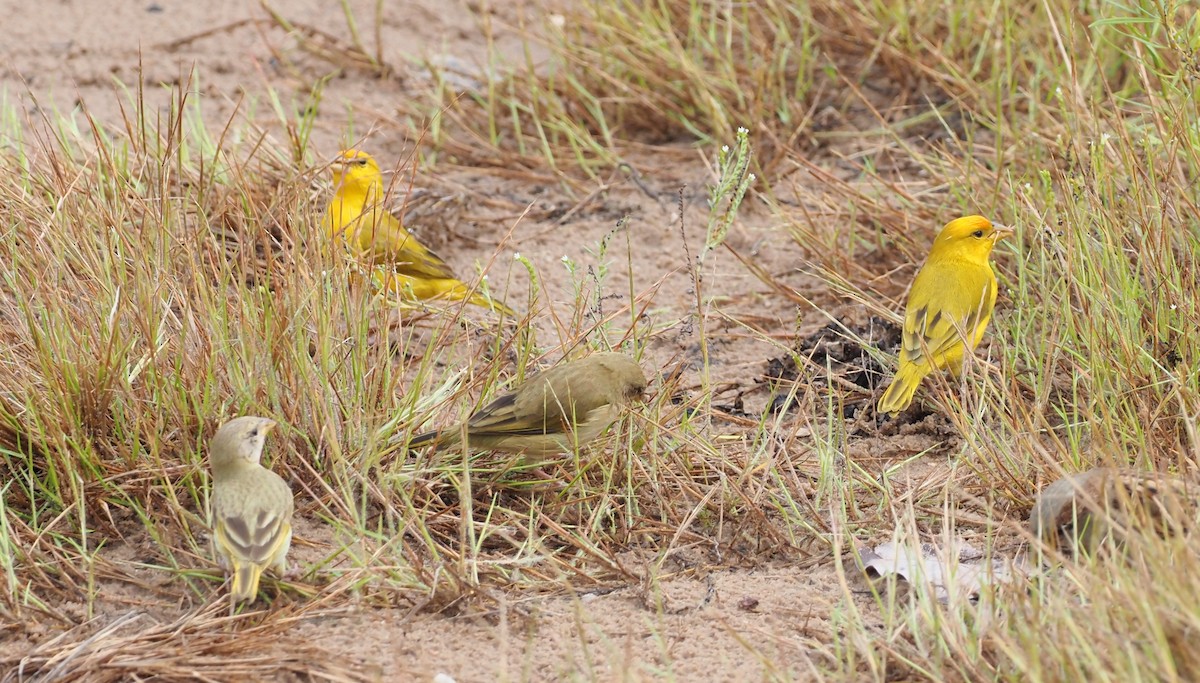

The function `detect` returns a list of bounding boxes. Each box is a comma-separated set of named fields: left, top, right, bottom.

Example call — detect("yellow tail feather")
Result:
left=373, top=270, right=515, bottom=316
left=465, top=291, right=515, bottom=316
left=877, top=363, right=928, bottom=416
left=230, top=561, right=264, bottom=605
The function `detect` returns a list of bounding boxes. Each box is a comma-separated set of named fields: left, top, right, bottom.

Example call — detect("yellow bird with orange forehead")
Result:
left=877, top=215, right=1012, bottom=415
left=321, top=149, right=513, bottom=315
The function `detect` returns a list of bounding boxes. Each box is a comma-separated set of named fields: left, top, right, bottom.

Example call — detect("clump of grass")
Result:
left=413, top=0, right=819, bottom=177
left=413, top=0, right=1191, bottom=179
left=8, top=607, right=379, bottom=681
left=537, top=0, right=819, bottom=148
left=1, top=64, right=804, bottom=679
left=416, top=0, right=1200, bottom=677
left=5, top=0, right=1200, bottom=678
left=757, top=1, right=1200, bottom=679
left=0, top=76, right=531, bottom=646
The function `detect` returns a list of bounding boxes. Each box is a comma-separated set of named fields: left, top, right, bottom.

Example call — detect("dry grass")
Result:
left=6, top=607, right=375, bottom=682
left=3, top=0, right=1200, bottom=679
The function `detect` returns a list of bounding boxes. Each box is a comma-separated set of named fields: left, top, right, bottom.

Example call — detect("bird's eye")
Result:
left=249, top=428, right=259, bottom=438
left=972, top=230, right=984, bottom=238
left=355, top=159, right=368, bottom=166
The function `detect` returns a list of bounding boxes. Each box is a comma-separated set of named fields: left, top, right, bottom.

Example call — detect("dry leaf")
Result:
left=856, top=538, right=1022, bottom=603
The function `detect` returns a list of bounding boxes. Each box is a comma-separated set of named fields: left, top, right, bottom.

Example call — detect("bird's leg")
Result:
left=528, top=467, right=568, bottom=490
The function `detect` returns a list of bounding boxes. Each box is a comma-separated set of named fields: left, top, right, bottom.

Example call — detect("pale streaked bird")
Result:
left=209, top=416, right=294, bottom=606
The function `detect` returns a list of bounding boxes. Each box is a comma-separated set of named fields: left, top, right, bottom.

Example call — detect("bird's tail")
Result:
left=408, top=430, right=438, bottom=448
left=466, top=290, right=515, bottom=316
left=409, top=429, right=460, bottom=451
left=877, top=363, right=928, bottom=416
left=230, top=561, right=265, bottom=605
left=374, top=270, right=515, bottom=316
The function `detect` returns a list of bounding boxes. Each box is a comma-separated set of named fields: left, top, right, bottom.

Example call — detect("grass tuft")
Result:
left=3, top=0, right=1200, bottom=678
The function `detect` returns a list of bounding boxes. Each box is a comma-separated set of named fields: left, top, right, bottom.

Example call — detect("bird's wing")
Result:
left=464, top=390, right=565, bottom=437
left=900, top=264, right=995, bottom=366
left=214, top=477, right=293, bottom=566
left=465, top=375, right=583, bottom=435
left=354, top=208, right=459, bottom=281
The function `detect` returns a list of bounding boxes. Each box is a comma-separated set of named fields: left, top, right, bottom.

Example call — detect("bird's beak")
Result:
left=992, top=225, right=1015, bottom=241
left=261, top=419, right=278, bottom=434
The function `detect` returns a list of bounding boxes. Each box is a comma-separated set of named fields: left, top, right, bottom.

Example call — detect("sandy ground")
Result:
left=0, top=1, right=980, bottom=680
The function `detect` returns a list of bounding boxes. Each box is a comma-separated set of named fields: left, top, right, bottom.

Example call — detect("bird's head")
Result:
left=330, top=149, right=383, bottom=194
left=209, top=416, right=277, bottom=471
left=602, top=354, right=649, bottom=404
left=929, top=215, right=1013, bottom=262
left=621, top=370, right=649, bottom=403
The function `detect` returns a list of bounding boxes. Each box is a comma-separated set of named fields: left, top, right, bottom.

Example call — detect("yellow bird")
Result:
left=209, top=416, right=294, bottom=606
left=321, top=149, right=513, bottom=315
left=409, top=352, right=648, bottom=461
left=877, top=215, right=1013, bottom=415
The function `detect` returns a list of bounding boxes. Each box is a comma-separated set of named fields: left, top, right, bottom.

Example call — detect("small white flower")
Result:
left=1171, top=304, right=1178, bottom=310
left=1101, top=133, right=1112, bottom=144
left=737, top=126, right=748, bottom=134
left=561, top=255, right=570, bottom=262
left=1055, top=86, right=1062, bottom=96
left=1024, top=183, right=1033, bottom=191
left=513, top=252, right=522, bottom=259
left=721, top=145, right=729, bottom=153
left=482, top=275, right=489, bottom=281
left=549, top=14, right=566, bottom=28
left=748, top=174, right=757, bottom=182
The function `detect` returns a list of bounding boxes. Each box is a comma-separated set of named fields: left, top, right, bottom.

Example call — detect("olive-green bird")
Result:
left=209, top=416, right=294, bottom=606
left=409, top=352, right=648, bottom=459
